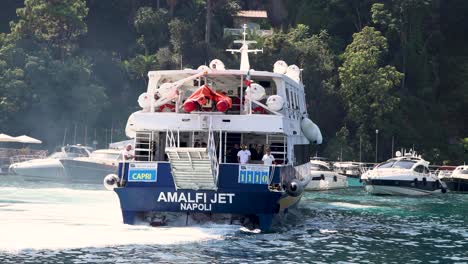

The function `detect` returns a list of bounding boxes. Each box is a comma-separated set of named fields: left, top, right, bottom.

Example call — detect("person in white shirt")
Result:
left=237, top=144, right=251, bottom=164
left=121, top=144, right=134, bottom=160
left=262, top=148, right=275, bottom=166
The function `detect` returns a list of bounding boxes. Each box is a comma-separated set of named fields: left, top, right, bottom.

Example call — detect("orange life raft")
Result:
left=183, top=85, right=232, bottom=112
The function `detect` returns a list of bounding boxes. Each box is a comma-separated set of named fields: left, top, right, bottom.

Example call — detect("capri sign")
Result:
left=128, top=162, right=158, bottom=182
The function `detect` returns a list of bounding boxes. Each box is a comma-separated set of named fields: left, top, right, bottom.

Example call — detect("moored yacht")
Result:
left=362, top=151, right=447, bottom=196
left=9, top=145, right=92, bottom=180
left=333, top=161, right=364, bottom=187
left=60, top=149, right=121, bottom=184
left=440, top=165, right=468, bottom=192
left=104, top=26, right=323, bottom=231
left=305, top=158, right=348, bottom=191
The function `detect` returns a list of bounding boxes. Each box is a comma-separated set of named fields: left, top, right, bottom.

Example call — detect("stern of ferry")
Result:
left=112, top=159, right=306, bottom=231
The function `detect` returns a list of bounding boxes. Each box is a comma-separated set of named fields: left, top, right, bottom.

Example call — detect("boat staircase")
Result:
left=165, top=128, right=220, bottom=190
left=134, top=131, right=154, bottom=161
left=266, top=134, right=287, bottom=164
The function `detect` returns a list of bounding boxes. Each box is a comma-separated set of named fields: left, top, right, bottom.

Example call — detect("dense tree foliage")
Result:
left=337, top=26, right=403, bottom=161
left=0, top=0, right=466, bottom=164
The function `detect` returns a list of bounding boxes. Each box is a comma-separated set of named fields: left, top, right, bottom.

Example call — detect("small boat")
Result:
left=435, top=165, right=456, bottom=179
left=9, top=145, right=92, bottom=180
left=440, top=165, right=468, bottom=192
left=60, top=149, right=121, bottom=184
left=362, top=150, right=447, bottom=196
left=103, top=26, right=322, bottom=231
left=305, top=158, right=348, bottom=191
left=333, top=161, right=364, bottom=187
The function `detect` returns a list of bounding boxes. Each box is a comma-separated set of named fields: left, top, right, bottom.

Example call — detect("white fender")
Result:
left=104, top=174, right=119, bottom=191
left=273, top=60, right=288, bottom=74
left=286, top=64, right=301, bottom=83
left=138, top=92, right=151, bottom=111
left=125, top=112, right=139, bottom=138
left=301, top=118, right=323, bottom=144
left=209, top=59, right=225, bottom=70
left=266, top=95, right=284, bottom=111
left=245, top=83, right=266, bottom=101
left=197, top=65, right=210, bottom=71
left=157, top=82, right=177, bottom=99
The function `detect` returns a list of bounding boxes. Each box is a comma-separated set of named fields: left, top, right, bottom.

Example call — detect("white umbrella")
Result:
left=0, top=133, right=18, bottom=142
left=14, top=135, right=42, bottom=144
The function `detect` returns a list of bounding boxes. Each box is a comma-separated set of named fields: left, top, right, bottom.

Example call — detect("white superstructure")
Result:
left=122, top=25, right=322, bottom=193
left=128, top=38, right=321, bottom=163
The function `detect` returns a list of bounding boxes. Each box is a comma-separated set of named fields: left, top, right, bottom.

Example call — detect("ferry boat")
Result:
left=361, top=150, right=447, bottom=196
left=104, top=27, right=323, bottom=231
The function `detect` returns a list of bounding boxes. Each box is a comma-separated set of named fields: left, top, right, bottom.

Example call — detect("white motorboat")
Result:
left=440, top=165, right=468, bottom=192
left=333, top=161, right=365, bottom=187
left=435, top=166, right=456, bottom=179
left=362, top=151, right=447, bottom=196
left=305, top=158, right=348, bottom=191
left=9, top=145, right=92, bottom=180
left=60, top=149, right=121, bottom=184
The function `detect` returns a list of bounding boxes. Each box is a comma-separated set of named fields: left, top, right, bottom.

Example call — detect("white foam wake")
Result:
left=328, top=202, right=377, bottom=209
left=0, top=187, right=236, bottom=251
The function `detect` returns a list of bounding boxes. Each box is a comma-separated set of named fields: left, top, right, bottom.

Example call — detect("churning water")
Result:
left=0, top=175, right=467, bottom=263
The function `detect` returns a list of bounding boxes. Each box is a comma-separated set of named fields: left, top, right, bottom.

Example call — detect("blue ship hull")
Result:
left=113, top=162, right=306, bottom=231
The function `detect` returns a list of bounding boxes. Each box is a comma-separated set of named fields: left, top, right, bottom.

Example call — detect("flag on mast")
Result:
left=244, top=69, right=252, bottom=87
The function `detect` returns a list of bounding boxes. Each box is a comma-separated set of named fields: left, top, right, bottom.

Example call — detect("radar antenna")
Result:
left=226, top=24, right=263, bottom=71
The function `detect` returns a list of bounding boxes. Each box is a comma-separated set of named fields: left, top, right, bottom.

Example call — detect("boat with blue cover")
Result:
left=104, top=26, right=323, bottom=231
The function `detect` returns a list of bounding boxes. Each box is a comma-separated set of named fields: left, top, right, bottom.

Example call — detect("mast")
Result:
left=226, top=24, right=263, bottom=71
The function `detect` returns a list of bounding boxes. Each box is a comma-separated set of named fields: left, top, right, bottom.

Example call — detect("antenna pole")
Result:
left=62, top=127, right=68, bottom=146
left=73, top=123, right=77, bottom=144
left=84, top=125, right=87, bottom=146
left=226, top=24, right=263, bottom=71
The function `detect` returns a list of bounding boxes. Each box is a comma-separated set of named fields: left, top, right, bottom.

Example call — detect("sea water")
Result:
left=0, top=175, right=467, bottom=263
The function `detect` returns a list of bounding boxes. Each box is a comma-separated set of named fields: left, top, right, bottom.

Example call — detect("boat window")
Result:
left=294, top=91, right=299, bottom=110
left=285, top=88, right=290, bottom=108
left=461, top=170, right=468, bottom=174
left=289, top=89, right=295, bottom=110
left=423, top=167, right=430, bottom=174
left=393, top=160, right=416, bottom=169
left=90, top=152, right=121, bottom=160
left=310, top=164, right=331, bottom=171
left=65, top=146, right=89, bottom=157
left=377, top=161, right=395, bottom=168
left=414, top=165, right=424, bottom=173
left=49, top=152, right=68, bottom=158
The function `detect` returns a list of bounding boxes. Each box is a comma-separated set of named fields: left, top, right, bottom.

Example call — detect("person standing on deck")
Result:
left=229, top=143, right=240, bottom=163
left=249, top=144, right=259, bottom=160
left=122, top=144, right=134, bottom=160
left=237, top=144, right=251, bottom=164
left=262, top=148, right=275, bottom=166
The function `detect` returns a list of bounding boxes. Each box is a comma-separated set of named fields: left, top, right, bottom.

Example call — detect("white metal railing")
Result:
left=208, top=121, right=220, bottom=184
left=165, top=128, right=178, bottom=148
left=9, top=154, right=47, bottom=164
